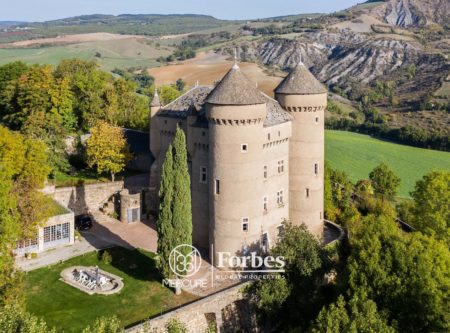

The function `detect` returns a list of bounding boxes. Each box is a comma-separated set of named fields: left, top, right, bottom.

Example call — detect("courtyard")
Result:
left=24, top=247, right=197, bottom=332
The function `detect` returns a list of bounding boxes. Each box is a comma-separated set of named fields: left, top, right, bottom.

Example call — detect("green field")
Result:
left=0, top=39, right=173, bottom=70
left=325, top=130, right=450, bottom=197
left=24, top=248, right=196, bottom=332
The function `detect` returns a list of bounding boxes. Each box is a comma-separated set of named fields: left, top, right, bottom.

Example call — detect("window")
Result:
left=314, top=163, right=319, bottom=175
left=242, top=218, right=249, bottom=232
left=43, top=223, right=70, bottom=244
left=315, top=116, right=320, bottom=124
left=277, top=225, right=285, bottom=237
left=215, top=179, right=220, bottom=195
left=277, top=190, right=284, bottom=206
left=268, top=133, right=271, bottom=140
left=202, top=131, right=206, bottom=137
left=241, top=144, right=248, bottom=152
left=278, top=160, right=284, bottom=173
left=264, top=166, right=267, bottom=179
left=278, top=131, right=281, bottom=137
left=261, top=233, right=269, bottom=252
left=263, top=196, right=268, bottom=212
left=200, top=166, right=207, bottom=184
left=164, top=120, right=168, bottom=125
left=306, top=188, right=310, bottom=198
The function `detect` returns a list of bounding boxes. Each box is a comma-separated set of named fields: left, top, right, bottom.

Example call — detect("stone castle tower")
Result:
left=149, top=61, right=327, bottom=264
left=274, top=63, right=327, bottom=236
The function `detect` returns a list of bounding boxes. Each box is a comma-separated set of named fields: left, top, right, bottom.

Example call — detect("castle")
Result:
left=149, top=60, right=327, bottom=264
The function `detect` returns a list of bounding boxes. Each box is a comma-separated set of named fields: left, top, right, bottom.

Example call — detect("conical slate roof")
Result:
left=275, top=63, right=327, bottom=95
left=206, top=64, right=266, bottom=105
left=150, top=89, right=161, bottom=107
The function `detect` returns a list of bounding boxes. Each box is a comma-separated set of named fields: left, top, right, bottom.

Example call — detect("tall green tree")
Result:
left=156, top=127, right=193, bottom=279
left=247, top=223, right=327, bottom=331
left=157, top=144, right=175, bottom=279
left=369, top=163, right=400, bottom=200
left=86, top=122, right=132, bottom=181
left=171, top=126, right=192, bottom=255
left=0, top=305, right=56, bottom=333
left=347, top=214, right=450, bottom=332
left=410, top=170, right=449, bottom=245
left=21, top=111, right=69, bottom=173
left=310, top=294, right=396, bottom=333
left=0, top=126, right=52, bottom=307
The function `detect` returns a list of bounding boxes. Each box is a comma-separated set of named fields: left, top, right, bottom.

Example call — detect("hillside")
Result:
left=0, top=14, right=239, bottom=43
left=325, top=130, right=450, bottom=197
left=363, top=0, right=450, bottom=28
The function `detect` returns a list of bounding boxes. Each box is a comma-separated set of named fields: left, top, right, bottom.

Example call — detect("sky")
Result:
left=0, top=0, right=361, bottom=22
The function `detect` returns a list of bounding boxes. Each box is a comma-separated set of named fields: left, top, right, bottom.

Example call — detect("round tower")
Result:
left=274, top=63, right=327, bottom=237
left=206, top=63, right=267, bottom=265
left=149, top=88, right=162, bottom=188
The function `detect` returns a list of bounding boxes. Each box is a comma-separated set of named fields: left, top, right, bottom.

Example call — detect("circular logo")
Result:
left=169, top=244, right=202, bottom=278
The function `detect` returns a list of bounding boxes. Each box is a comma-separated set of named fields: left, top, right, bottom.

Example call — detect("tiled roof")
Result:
left=205, top=65, right=266, bottom=106
left=158, top=85, right=292, bottom=127
left=275, top=63, right=327, bottom=95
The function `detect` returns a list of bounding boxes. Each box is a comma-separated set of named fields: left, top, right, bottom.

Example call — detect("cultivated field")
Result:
left=0, top=37, right=173, bottom=70
left=5, top=32, right=145, bottom=47
left=149, top=51, right=283, bottom=96
left=325, top=130, right=450, bottom=197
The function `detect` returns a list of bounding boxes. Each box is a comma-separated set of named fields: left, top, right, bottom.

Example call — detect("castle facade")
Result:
left=149, top=61, right=327, bottom=264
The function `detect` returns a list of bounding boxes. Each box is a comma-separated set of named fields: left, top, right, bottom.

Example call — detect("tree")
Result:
left=0, top=61, right=28, bottom=116
left=0, top=126, right=51, bottom=308
left=171, top=127, right=192, bottom=260
left=347, top=214, right=450, bottom=332
left=0, top=305, right=56, bottom=333
left=369, top=163, right=400, bottom=200
left=156, top=127, right=193, bottom=280
left=157, top=85, right=181, bottom=105
left=247, top=222, right=327, bottom=330
left=55, top=59, right=110, bottom=130
left=175, top=78, right=186, bottom=92
left=165, top=319, right=187, bottom=333
left=410, top=170, right=449, bottom=245
left=157, top=144, right=175, bottom=279
left=310, top=294, right=396, bottom=333
left=86, top=122, right=132, bottom=181
left=82, top=316, right=123, bottom=333
left=21, top=111, right=69, bottom=173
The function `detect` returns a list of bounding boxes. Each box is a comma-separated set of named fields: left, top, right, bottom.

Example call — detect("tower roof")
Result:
left=206, top=65, right=266, bottom=106
left=275, top=62, right=327, bottom=95
left=150, top=88, right=161, bottom=107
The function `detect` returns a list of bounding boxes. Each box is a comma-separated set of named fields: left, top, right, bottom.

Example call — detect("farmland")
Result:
left=0, top=35, right=173, bottom=70
left=325, top=130, right=450, bottom=197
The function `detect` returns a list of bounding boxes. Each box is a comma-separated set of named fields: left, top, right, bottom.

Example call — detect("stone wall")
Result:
left=49, top=181, right=124, bottom=215
left=127, top=283, right=258, bottom=333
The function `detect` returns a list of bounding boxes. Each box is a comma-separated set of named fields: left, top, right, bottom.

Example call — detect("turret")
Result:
left=274, top=63, right=327, bottom=237
left=206, top=61, right=268, bottom=265
left=149, top=88, right=161, bottom=164
left=149, top=88, right=162, bottom=188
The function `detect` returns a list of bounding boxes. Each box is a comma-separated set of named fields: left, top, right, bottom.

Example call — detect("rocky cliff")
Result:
left=363, top=0, right=449, bottom=28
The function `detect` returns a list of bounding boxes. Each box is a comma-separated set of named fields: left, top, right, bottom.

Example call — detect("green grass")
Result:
left=24, top=248, right=197, bottom=332
left=49, top=200, right=69, bottom=217
left=0, top=39, right=173, bottom=70
left=325, top=130, right=450, bottom=198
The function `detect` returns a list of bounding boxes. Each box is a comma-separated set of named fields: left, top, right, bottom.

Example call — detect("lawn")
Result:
left=325, top=130, right=450, bottom=198
left=24, top=248, right=197, bottom=332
